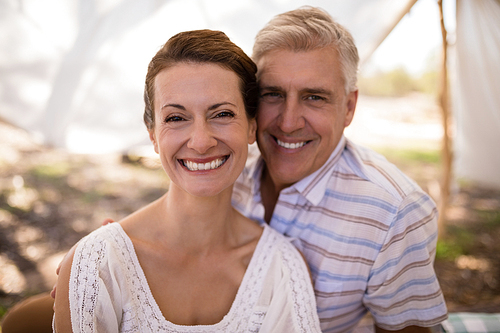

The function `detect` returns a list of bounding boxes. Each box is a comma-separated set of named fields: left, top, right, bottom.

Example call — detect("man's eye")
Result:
left=260, top=92, right=283, bottom=103
left=261, top=92, right=282, bottom=98
left=307, top=95, right=324, bottom=101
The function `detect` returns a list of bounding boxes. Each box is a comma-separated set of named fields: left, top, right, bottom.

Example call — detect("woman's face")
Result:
left=149, top=62, right=256, bottom=197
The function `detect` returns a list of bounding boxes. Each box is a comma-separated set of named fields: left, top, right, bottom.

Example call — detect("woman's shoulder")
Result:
left=261, top=226, right=300, bottom=253
left=74, top=223, right=133, bottom=268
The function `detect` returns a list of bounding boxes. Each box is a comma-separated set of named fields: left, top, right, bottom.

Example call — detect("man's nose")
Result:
left=186, top=121, right=217, bottom=153
left=277, top=98, right=305, bottom=133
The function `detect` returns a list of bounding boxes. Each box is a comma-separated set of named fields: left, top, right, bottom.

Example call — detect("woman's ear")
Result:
left=148, top=128, right=159, bottom=154
left=248, top=118, right=257, bottom=144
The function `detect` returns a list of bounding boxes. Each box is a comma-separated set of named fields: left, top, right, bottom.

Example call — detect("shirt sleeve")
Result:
left=363, top=190, right=448, bottom=330
left=69, top=228, right=122, bottom=333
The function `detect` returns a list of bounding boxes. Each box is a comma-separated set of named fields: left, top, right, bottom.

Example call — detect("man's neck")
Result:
left=260, top=167, right=281, bottom=224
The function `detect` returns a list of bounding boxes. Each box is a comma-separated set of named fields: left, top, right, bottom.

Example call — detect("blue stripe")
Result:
left=321, top=309, right=367, bottom=333
left=273, top=214, right=383, bottom=250
left=369, top=276, right=439, bottom=301
left=310, top=266, right=368, bottom=283
left=324, top=189, right=399, bottom=214
left=395, top=194, right=433, bottom=222
left=376, top=302, right=446, bottom=320
left=370, top=232, right=437, bottom=278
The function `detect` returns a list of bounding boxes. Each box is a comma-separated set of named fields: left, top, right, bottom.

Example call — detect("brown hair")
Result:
left=144, top=29, right=258, bottom=130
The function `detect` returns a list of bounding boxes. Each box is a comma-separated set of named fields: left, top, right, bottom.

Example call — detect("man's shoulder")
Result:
left=337, top=139, right=426, bottom=201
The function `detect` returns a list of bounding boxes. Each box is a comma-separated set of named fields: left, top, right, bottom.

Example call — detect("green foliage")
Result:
left=31, top=162, right=71, bottom=179
left=358, top=67, right=439, bottom=98
left=436, top=239, right=464, bottom=260
left=476, top=210, right=500, bottom=228
left=436, top=226, right=475, bottom=260
left=376, top=148, right=441, bottom=165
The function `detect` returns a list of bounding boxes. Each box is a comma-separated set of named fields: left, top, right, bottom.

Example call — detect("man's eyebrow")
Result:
left=302, top=88, right=334, bottom=96
left=259, top=85, right=282, bottom=91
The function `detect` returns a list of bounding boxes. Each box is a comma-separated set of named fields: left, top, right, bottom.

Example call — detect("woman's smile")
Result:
left=180, top=156, right=229, bottom=171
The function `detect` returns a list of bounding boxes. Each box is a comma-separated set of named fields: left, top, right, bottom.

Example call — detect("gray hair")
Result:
left=252, top=6, right=359, bottom=93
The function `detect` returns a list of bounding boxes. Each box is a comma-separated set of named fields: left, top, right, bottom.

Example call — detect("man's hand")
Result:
left=50, top=218, right=116, bottom=301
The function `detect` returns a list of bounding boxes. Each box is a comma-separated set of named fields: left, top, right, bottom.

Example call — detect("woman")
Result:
left=53, top=30, right=321, bottom=332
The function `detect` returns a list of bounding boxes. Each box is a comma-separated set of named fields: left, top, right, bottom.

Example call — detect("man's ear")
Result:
left=248, top=118, right=257, bottom=144
left=148, top=129, right=159, bottom=154
left=344, top=89, right=358, bottom=127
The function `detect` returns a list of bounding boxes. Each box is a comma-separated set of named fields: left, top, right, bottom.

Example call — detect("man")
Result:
left=231, top=6, right=447, bottom=333
left=3, top=6, right=447, bottom=333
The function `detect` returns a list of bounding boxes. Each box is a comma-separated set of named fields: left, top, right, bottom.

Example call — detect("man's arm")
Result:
left=375, top=325, right=432, bottom=333
left=53, top=246, right=76, bottom=332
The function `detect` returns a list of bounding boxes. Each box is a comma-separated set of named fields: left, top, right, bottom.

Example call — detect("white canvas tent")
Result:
left=454, top=0, right=500, bottom=189
left=1, top=0, right=499, bottom=188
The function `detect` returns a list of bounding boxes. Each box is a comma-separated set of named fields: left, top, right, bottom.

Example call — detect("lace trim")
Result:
left=279, top=238, right=322, bottom=332
left=70, top=223, right=319, bottom=332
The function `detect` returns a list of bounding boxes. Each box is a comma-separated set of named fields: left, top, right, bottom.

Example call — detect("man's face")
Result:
left=256, top=48, right=357, bottom=191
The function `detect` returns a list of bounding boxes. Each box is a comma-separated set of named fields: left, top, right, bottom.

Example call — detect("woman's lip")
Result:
left=179, top=156, right=229, bottom=171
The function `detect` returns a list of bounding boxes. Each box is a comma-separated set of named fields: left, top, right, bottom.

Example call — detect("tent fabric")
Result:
left=0, top=0, right=415, bottom=154
left=454, top=0, right=500, bottom=188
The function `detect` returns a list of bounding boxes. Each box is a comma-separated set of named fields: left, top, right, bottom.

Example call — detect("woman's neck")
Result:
left=153, top=183, right=241, bottom=253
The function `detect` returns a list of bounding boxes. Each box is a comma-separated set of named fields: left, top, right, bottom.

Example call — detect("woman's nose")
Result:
left=186, top=121, right=217, bottom=153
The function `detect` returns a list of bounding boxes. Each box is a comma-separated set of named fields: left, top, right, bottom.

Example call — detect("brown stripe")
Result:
left=315, top=288, right=365, bottom=298
left=368, top=290, right=444, bottom=312
left=301, top=239, right=375, bottom=265
left=331, top=170, right=367, bottom=181
left=368, top=257, right=433, bottom=292
left=303, top=143, right=345, bottom=195
left=279, top=201, right=389, bottom=231
left=363, top=160, right=405, bottom=197
left=319, top=307, right=366, bottom=323
left=380, top=207, right=437, bottom=252
left=376, top=258, right=431, bottom=290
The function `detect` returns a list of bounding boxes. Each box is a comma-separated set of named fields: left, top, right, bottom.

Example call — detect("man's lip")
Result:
left=273, top=136, right=310, bottom=150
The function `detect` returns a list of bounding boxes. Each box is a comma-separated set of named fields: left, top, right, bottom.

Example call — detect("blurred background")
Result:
left=1, top=0, right=500, bottom=324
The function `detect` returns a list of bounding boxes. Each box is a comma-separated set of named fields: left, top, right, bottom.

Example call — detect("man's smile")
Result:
left=276, top=138, right=309, bottom=150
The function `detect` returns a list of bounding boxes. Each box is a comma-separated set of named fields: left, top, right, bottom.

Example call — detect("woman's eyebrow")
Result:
left=161, top=103, right=185, bottom=110
left=208, top=102, right=237, bottom=110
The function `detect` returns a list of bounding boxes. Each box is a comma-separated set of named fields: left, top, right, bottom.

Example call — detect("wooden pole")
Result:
left=437, top=0, right=452, bottom=239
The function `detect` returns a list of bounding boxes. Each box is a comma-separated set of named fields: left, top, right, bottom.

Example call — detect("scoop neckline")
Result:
left=112, top=222, right=269, bottom=330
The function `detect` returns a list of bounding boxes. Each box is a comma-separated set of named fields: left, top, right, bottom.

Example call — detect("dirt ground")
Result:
left=1, top=94, right=500, bottom=320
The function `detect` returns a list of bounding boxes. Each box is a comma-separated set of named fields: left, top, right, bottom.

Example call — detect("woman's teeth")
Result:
left=277, top=139, right=306, bottom=149
left=183, top=157, right=226, bottom=171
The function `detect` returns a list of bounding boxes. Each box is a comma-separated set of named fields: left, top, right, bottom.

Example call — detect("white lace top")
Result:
left=64, top=223, right=321, bottom=333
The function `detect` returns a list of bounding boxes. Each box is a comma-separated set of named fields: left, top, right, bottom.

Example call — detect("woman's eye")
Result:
left=214, top=111, right=235, bottom=118
left=164, top=115, right=184, bottom=123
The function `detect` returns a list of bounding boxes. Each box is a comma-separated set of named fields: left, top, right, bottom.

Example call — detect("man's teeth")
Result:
left=277, top=139, right=306, bottom=149
left=184, top=158, right=226, bottom=171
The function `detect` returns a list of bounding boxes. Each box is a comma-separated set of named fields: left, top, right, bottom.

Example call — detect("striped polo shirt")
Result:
left=232, top=136, right=448, bottom=332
